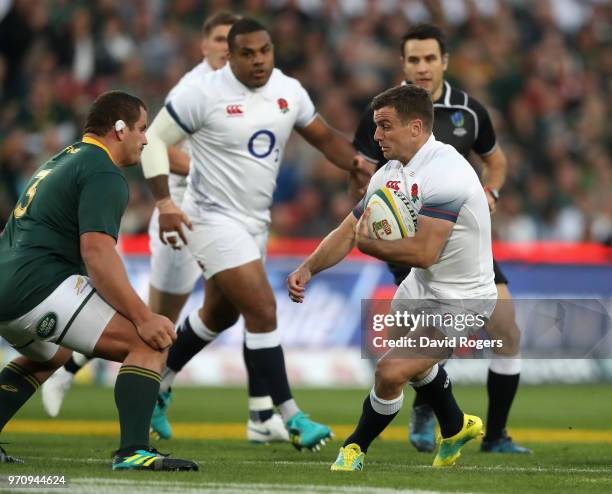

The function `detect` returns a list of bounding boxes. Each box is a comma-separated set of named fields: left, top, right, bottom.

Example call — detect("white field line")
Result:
left=23, top=456, right=612, bottom=474
left=41, top=478, right=474, bottom=494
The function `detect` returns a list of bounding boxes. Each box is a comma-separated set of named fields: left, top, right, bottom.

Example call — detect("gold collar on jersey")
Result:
left=82, top=136, right=116, bottom=164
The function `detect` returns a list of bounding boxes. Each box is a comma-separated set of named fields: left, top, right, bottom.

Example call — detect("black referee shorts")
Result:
left=388, top=263, right=412, bottom=287
left=492, top=259, right=508, bottom=285
left=387, top=259, right=509, bottom=287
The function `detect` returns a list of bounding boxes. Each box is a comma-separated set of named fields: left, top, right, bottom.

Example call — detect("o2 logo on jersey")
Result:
left=386, top=180, right=401, bottom=191
left=248, top=130, right=277, bottom=160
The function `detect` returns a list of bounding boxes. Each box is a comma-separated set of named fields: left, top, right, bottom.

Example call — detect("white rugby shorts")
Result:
left=0, top=275, right=115, bottom=362
left=148, top=207, right=201, bottom=294
left=182, top=202, right=268, bottom=280
left=391, top=272, right=497, bottom=338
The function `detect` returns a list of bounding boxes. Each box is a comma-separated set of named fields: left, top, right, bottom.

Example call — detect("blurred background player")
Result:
left=351, top=23, right=529, bottom=454
left=289, top=84, right=495, bottom=469
left=141, top=17, right=371, bottom=451
left=0, top=91, right=197, bottom=471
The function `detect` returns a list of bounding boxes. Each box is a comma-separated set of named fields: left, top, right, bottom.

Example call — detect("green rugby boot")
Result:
left=111, top=447, right=197, bottom=471
left=150, top=390, right=173, bottom=440
left=481, top=430, right=532, bottom=454
left=286, top=411, right=333, bottom=451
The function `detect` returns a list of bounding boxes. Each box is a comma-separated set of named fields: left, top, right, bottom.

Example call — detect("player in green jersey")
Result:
left=0, top=91, right=198, bottom=471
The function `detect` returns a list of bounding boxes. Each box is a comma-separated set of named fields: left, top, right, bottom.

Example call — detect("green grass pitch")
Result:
left=1, top=384, right=611, bottom=493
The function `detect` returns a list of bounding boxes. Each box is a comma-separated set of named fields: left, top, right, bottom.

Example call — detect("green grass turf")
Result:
left=12, top=384, right=612, bottom=429
left=1, top=385, right=611, bottom=493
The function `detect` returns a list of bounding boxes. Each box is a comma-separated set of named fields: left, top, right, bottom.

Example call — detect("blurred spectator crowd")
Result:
left=0, top=0, right=610, bottom=244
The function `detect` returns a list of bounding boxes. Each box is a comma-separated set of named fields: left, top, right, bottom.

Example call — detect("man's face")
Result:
left=228, top=30, right=274, bottom=88
left=201, top=24, right=232, bottom=70
left=401, top=38, right=447, bottom=97
left=121, top=107, right=148, bottom=166
left=373, top=106, right=420, bottom=163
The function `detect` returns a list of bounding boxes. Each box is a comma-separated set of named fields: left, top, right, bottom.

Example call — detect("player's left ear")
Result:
left=411, top=119, right=422, bottom=137
left=441, top=53, right=449, bottom=71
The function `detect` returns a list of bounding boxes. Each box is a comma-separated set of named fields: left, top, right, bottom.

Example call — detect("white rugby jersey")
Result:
left=165, top=59, right=215, bottom=205
left=355, top=134, right=495, bottom=297
left=166, top=64, right=316, bottom=232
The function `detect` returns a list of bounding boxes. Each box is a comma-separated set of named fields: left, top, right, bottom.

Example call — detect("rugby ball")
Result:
left=366, top=187, right=418, bottom=240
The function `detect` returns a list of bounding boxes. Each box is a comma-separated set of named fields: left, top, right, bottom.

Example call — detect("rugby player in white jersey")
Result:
left=288, top=84, right=497, bottom=469
left=140, top=18, right=372, bottom=451
left=351, top=24, right=528, bottom=455
left=147, top=11, right=241, bottom=323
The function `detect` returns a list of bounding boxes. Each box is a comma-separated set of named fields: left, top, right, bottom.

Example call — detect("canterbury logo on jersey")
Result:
left=226, top=105, right=244, bottom=116
left=386, top=180, right=401, bottom=191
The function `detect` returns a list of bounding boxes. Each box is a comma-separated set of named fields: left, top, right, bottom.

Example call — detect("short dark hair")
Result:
left=371, top=84, right=433, bottom=131
left=84, top=91, right=146, bottom=136
left=228, top=18, right=268, bottom=52
left=202, top=11, right=240, bottom=37
left=400, top=23, right=447, bottom=57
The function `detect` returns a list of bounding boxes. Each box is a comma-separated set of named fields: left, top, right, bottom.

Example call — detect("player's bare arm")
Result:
left=287, top=213, right=357, bottom=303
left=480, top=147, right=507, bottom=214
left=296, top=116, right=373, bottom=186
left=80, top=232, right=176, bottom=351
left=141, top=107, right=193, bottom=246
left=168, top=144, right=190, bottom=176
left=355, top=208, right=453, bottom=268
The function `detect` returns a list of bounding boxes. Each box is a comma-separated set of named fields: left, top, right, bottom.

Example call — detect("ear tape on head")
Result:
left=115, top=120, right=126, bottom=132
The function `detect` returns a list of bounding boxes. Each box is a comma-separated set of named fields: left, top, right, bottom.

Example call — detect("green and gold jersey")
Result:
left=0, top=137, right=129, bottom=321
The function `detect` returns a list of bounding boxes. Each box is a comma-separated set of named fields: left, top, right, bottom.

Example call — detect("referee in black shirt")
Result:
left=352, top=24, right=530, bottom=455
